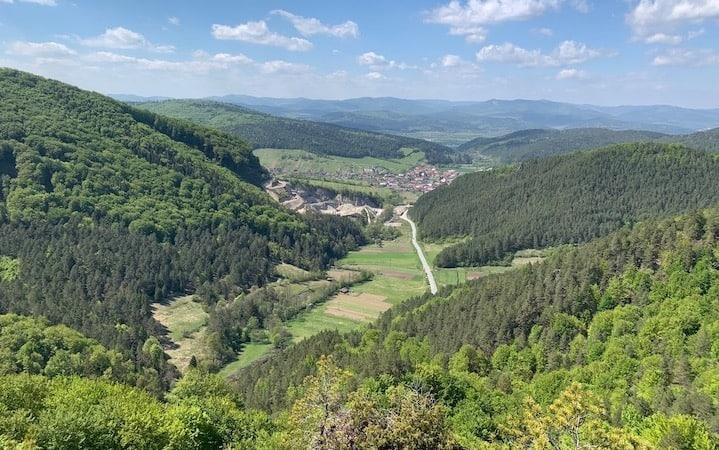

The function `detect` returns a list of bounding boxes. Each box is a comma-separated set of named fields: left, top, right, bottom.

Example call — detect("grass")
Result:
left=254, top=148, right=425, bottom=175
left=219, top=223, right=548, bottom=375
left=219, top=342, right=273, bottom=376
left=153, top=295, right=209, bottom=372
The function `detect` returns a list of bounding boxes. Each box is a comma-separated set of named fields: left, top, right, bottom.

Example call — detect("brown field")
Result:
left=324, top=292, right=391, bottom=321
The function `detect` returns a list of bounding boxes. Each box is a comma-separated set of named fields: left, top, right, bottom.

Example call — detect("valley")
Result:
left=1, top=13, right=719, bottom=444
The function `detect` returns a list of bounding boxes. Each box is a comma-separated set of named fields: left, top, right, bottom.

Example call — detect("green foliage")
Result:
left=236, top=209, right=719, bottom=447
left=135, top=100, right=453, bottom=164
left=0, top=256, right=19, bottom=282
left=459, top=128, right=667, bottom=163
left=0, top=373, right=272, bottom=449
left=0, top=314, right=139, bottom=384
left=413, top=143, right=719, bottom=267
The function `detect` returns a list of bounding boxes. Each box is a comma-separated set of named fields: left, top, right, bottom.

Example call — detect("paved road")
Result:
left=401, top=210, right=438, bottom=295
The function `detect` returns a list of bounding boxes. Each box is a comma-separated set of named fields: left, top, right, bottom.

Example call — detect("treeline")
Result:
left=232, top=209, right=719, bottom=447
left=135, top=100, right=455, bottom=164
left=206, top=270, right=372, bottom=365
left=412, top=143, right=719, bottom=267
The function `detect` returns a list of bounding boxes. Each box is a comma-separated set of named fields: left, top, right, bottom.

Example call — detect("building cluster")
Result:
left=376, top=164, right=460, bottom=193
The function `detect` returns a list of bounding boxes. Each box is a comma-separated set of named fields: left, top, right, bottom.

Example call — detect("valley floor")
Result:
left=154, top=222, right=542, bottom=378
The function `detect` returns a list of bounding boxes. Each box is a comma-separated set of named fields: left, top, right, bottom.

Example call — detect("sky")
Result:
left=0, top=0, right=718, bottom=107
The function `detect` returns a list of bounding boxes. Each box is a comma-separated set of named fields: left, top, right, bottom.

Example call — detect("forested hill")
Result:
left=134, top=99, right=453, bottom=164
left=0, top=69, right=365, bottom=388
left=412, top=142, right=719, bottom=267
left=458, top=128, right=668, bottom=162
left=235, top=208, right=719, bottom=447
left=459, top=127, right=719, bottom=163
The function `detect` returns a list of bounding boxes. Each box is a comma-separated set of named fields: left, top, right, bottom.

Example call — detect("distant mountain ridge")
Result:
left=205, top=95, right=719, bottom=139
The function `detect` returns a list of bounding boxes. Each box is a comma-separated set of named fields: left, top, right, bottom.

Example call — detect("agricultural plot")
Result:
left=152, top=295, right=209, bottom=372
left=254, top=148, right=425, bottom=175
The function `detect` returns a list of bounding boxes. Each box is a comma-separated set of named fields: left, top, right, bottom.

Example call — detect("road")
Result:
left=401, top=210, right=438, bottom=295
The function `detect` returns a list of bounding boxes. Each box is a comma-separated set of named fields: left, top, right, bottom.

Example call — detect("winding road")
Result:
left=401, top=210, right=438, bottom=295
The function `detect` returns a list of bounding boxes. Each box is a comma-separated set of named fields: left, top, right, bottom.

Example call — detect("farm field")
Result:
left=254, top=148, right=425, bottom=175
left=161, top=222, right=546, bottom=376
left=152, top=295, right=209, bottom=372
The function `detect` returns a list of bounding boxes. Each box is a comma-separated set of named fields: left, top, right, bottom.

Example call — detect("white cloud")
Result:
left=441, top=54, right=463, bottom=67
left=652, top=47, right=719, bottom=66
left=533, top=27, right=554, bottom=36
left=210, top=53, right=253, bottom=64
left=644, top=32, right=683, bottom=44
left=81, top=27, right=174, bottom=53
left=0, top=0, right=57, bottom=5
left=365, top=71, right=385, bottom=80
left=271, top=10, right=359, bottom=38
left=556, top=68, right=587, bottom=79
left=628, top=0, right=719, bottom=41
left=259, top=60, right=311, bottom=74
left=211, top=21, right=312, bottom=52
left=357, top=51, right=417, bottom=70
left=6, top=41, right=76, bottom=57
left=426, top=0, right=585, bottom=42
left=168, top=17, right=180, bottom=26
left=476, top=40, right=606, bottom=67
left=358, top=51, right=387, bottom=66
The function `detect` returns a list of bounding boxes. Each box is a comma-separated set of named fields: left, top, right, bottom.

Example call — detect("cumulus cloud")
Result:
left=644, top=32, right=683, bottom=44
left=6, top=41, right=76, bottom=57
left=211, top=21, right=312, bottom=52
left=81, top=27, right=174, bottom=53
left=365, top=71, right=385, bottom=80
left=83, top=50, right=310, bottom=77
left=271, top=10, right=359, bottom=38
left=357, top=51, right=417, bottom=70
left=441, top=54, right=463, bottom=67
left=628, top=0, right=719, bottom=42
left=652, top=47, right=719, bottom=66
left=556, top=68, right=587, bottom=79
left=426, top=0, right=584, bottom=42
left=476, top=40, right=607, bottom=67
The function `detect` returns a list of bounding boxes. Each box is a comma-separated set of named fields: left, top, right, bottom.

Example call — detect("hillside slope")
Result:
left=134, top=99, right=453, bottom=163
left=0, top=69, right=364, bottom=380
left=458, top=128, right=668, bottom=162
left=459, top=127, right=719, bottom=163
left=236, top=208, right=719, bottom=447
left=411, top=143, right=719, bottom=267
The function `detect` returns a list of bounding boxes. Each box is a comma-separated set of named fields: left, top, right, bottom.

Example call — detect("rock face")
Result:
left=265, top=179, right=383, bottom=222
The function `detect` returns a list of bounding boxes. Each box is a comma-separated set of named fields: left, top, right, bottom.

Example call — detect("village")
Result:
left=266, top=163, right=461, bottom=195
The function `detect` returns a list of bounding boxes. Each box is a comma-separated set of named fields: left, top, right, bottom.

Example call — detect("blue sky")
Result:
left=1, top=0, right=718, bottom=107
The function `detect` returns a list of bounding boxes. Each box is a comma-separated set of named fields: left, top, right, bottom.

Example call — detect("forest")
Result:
left=0, top=69, right=365, bottom=388
left=458, top=127, right=719, bottom=163
left=135, top=99, right=454, bottom=164
left=232, top=208, right=719, bottom=448
left=412, top=142, right=719, bottom=267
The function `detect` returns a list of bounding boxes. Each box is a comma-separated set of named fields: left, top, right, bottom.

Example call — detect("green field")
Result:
left=255, top=148, right=425, bottom=175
